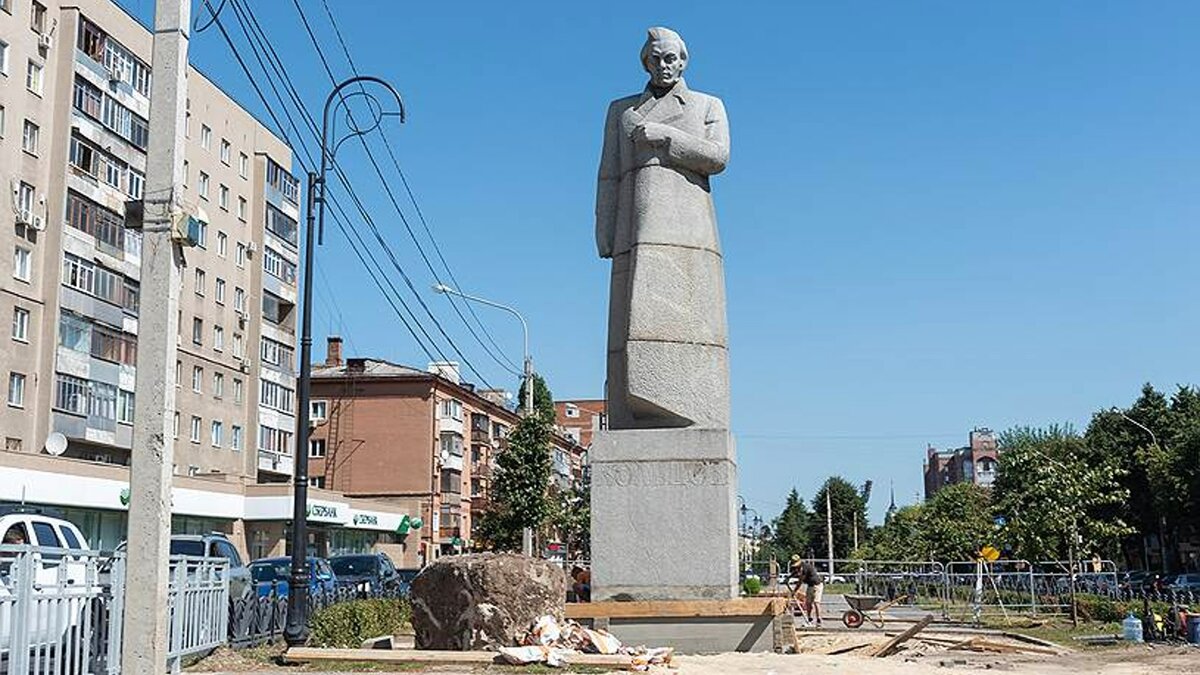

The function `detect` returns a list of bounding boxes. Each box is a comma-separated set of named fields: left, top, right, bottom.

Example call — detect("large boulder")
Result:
left=410, top=552, right=567, bottom=650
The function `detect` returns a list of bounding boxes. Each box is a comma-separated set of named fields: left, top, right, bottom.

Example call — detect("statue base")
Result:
left=589, top=428, right=738, bottom=601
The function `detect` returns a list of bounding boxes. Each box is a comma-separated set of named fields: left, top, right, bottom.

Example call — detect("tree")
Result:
left=807, top=477, right=868, bottom=560
left=992, top=425, right=1131, bottom=562
left=859, top=504, right=926, bottom=561
left=760, top=489, right=811, bottom=562
left=920, top=483, right=993, bottom=561
left=477, top=374, right=555, bottom=551
left=549, top=480, right=590, bottom=560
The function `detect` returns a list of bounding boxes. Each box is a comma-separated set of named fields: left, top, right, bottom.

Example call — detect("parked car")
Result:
left=169, top=533, right=252, bottom=599
left=249, top=556, right=338, bottom=600
left=328, top=552, right=403, bottom=597
left=1164, top=573, right=1200, bottom=593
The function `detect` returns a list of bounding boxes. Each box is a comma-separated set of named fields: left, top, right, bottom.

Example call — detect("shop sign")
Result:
left=352, top=513, right=378, bottom=526
left=396, top=514, right=423, bottom=535
left=305, top=502, right=341, bottom=522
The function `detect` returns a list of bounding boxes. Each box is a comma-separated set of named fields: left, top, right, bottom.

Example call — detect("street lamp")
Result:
left=1110, top=407, right=1168, bottom=575
left=431, top=284, right=533, bottom=415
left=285, top=76, right=406, bottom=647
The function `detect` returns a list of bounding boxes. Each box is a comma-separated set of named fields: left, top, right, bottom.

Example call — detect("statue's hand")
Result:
left=632, top=123, right=672, bottom=147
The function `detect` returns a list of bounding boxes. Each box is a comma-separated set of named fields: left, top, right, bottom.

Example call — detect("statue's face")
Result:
left=645, top=40, right=686, bottom=88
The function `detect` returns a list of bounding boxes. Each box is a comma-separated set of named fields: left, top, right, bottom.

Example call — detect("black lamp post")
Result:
left=284, top=76, right=405, bottom=647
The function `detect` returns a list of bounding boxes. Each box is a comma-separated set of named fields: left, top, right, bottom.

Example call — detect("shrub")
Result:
left=1073, top=594, right=1169, bottom=623
left=742, top=576, right=763, bottom=596
left=308, top=598, right=411, bottom=648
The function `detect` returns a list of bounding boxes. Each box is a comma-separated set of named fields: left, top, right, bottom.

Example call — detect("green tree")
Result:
left=549, top=480, right=590, bottom=559
left=993, top=425, right=1132, bottom=562
left=860, top=504, right=926, bottom=561
left=477, top=374, right=555, bottom=551
left=920, top=483, right=993, bottom=561
left=761, top=489, right=811, bottom=562
left=807, top=477, right=868, bottom=560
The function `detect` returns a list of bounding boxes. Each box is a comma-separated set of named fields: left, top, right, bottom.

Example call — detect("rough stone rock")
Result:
left=410, top=553, right=567, bottom=650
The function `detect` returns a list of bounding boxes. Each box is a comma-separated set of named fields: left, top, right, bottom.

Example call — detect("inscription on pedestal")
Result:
left=592, top=460, right=731, bottom=488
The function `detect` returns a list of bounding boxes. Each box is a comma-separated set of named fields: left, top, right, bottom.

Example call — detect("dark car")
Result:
left=1164, top=573, right=1200, bottom=593
left=328, top=552, right=403, bottom=598
left=249, top=556, right=338, bottom=601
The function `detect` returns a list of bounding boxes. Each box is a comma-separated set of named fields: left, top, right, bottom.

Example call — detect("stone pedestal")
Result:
left=590, top=428, right=738, bottom=601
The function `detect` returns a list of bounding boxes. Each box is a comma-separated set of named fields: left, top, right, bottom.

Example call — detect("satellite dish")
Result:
left=439, top=450, right=450, bottom=462
left=44, top=432, right=68, bottom=456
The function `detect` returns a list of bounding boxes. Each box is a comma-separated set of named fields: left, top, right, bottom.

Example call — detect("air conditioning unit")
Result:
left=30, top=215, right=45, bottom=232
left=15, top=210, right=32, bottom=226
left=107, top=65, right=122, bottom=82
left=246, top=241, right=258, bottom=257
left=237, top=315, right=247, bottom=329
left=239, top=361, right=250, bottom=373
left=38, top=33, right=52, bottom=50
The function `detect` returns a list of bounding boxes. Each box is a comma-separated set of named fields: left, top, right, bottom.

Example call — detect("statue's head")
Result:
left=640, top=27, right=688, bottom=89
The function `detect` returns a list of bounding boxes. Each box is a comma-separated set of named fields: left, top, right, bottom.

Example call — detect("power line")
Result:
left=296, top=0, right=522, bottom=376
left=227, top=0, right=498, bottom=388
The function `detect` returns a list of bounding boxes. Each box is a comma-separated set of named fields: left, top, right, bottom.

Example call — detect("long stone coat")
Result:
left=595, top=79, right=731, bottom=430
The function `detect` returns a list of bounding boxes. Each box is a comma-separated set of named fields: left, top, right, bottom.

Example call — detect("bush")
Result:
left=308, top=598, right=411, bottom=648
left=1073, top=594, right=1169, bottom=623
left=742, top=576, right=763, bottom=596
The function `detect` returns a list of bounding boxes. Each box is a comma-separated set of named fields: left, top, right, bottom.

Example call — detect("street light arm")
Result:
left=433, top=284, right=529, bottom=371
left=1110, top=407, right=1160, bottom=449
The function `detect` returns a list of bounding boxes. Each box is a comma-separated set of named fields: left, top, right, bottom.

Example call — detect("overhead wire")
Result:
left=226, top=0, right=497, bottom=388
left=288, top=0, right=522, bottom=377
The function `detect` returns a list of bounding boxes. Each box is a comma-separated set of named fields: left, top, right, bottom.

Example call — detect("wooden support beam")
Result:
left=285, top=648, right=640, bottom=669
left=871, top=614, right=934, bottom=658
left=565, top=598, right=784, bottom=620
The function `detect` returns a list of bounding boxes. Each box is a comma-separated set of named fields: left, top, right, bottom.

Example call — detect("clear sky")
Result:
left=120, top=1, right=1199, bottom=523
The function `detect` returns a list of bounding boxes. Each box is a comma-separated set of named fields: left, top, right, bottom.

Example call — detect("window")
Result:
left=259, top=380, right=295, bottom=413
left=220, top=139, right=230, bottom=164
left=265, top=204, right=298, bottom=247
left=309, top=476, right=326, bottom=489
left=213, top=372, right=224, bottom=398
left=0, top=39, right=8, bottom=76
left=0, top=104, right=5, bottom=136
left=127, top=170, right=145, bottom=199
left=211, top=420, right=223, bottom=447
left=310, top=400, right=328, bottom=421
left=232, top=333, right=244, bottom=358
left=440, top=469, right=462, bottom=494
left=66, top=190, right=126, bottom=253
left=235, top=243, right=246, bottom=267
left=261, top=292, right=293, bottom=327
left=233, top=378, right=243, bottom=403
left=173, top=412, right=179, bottom=438
left=26, top=60, right=43, bottom=95
left=182, top=160, right=189, bottom=186
left=193, top=219, right=207, bottom=248
left=260, top=337, right=295, bottom=370
left=78, top=19, right=151, bottom=97
left=192, top=317, right=202, bottom=345
left=564, top=403, right=580, bottom=418
left=213, top=325, right=224, bottom=351
left=231, top=425, right=243, bottom=451
left=440, top=399, right=463, bottom=421
left=11, top=307, right=29, bottom=342
left=192, top=365, right=203, bottom=392
left=13, top=247, right=31, bottom=282
left=17, top=182, right=34, bottom=222
left=266, top=159, right=299, bottom=204
left=117, top=390, right=134, bottom=424
left=30, top=2, right=45, bottom=33
left=239, top=152, right=248, bottom=178
left=21, top=120, right=38, bottom=154
left=217, top=232, right=228, bottom=257
left=440, top=432, right=464, bottom=457
left=258, top=424, right=293, bottom=456
left=190, top=416, right=201, bottom=443
left=234, top=287, right=246, bottom=313
left=200, top=124, right=211, bottom=150
left=198, top=172, right=209, bottom=200
left=237, top=196, right=246, bottom=221
left=175, top=360, right=181, bottom=385
left=215, top=278, right=226, bottom=304
left=7, top=373, right=25, bottom=407
left=194, top=268, right=206, bottom=296
left=309, top=439, right=326, bottom=458
left=219, top=184, right=229, bottom=210
left=263, top=247, right=297, bottom=284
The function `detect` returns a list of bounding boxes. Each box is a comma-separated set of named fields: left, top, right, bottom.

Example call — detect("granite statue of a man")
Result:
left=596, top=26, right=731, bottom=431
left=590, top=27, right=738, bottom=602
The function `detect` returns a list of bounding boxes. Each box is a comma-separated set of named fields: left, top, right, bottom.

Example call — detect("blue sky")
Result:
left=122, top=1, right=1199, bottom=523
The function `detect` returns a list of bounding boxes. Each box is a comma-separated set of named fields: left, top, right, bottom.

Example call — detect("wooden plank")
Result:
left=871, top=614, right=934, bottom=658
left=954, top=639, right=1060, bottom=656
left=565, top=598, right=784, bottom=620
left=285, top=647, right=637, bottom=668
left=1001, top=631, right=1068, bottom=652
left=824, top=641, right=877, bottom=655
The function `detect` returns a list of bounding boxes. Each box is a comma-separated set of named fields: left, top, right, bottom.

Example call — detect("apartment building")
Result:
left=555, top=399, right=606, bottom=449
left=0, top=0, right=411, bottom=560
left=922, top=427, right=1001, bottom=499
left=309, top=337, right=588, bottom=567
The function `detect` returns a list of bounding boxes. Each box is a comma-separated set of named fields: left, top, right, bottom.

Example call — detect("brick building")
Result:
left=923, top=427, right=1001, bottom=499
left=309, top=337, right=587, bottom=567
left=554, top=399, right=606, bottom=449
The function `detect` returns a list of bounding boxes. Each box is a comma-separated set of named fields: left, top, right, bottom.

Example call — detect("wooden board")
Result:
left=565, top=597, right=786, bottom=620
left=285, top=647, right=637, bottom=668
left=870, top=614, right=934, bottom=658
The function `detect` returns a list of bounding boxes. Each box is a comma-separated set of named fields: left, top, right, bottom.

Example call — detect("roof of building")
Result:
left=311, top=358, right=427, bottom=379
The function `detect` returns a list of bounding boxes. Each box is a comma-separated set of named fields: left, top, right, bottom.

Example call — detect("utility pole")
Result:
left=826, top=490, right=834, bottom=577
left=122, top=0, right=188, bottom=672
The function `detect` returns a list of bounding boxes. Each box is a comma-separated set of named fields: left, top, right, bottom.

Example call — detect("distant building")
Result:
left=923, top=428, right=1001, bottom=499
left=554, top=399, right=606, bottom=449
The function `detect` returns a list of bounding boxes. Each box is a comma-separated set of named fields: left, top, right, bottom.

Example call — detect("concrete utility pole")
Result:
left=122, top=0, right=189, bottom=672
left=826, top=490, right=834, bottom=577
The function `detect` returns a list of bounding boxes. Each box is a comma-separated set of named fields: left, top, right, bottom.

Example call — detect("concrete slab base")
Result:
left=565, top=598, right=783, bottom=654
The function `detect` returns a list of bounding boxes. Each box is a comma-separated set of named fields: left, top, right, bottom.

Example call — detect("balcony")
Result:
left=257, top=450, right=294, bottom=476
left=470, top=428, right=490, bottom=444
left=442, top=453, right=464, bottom=472
left=472, top=461, right=492, bottom=478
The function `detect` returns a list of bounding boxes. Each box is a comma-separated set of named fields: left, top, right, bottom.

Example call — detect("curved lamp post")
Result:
left=285, top=76, right=405, bottom=647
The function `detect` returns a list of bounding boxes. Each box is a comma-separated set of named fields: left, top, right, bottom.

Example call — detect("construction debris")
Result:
left=501, top=614, right=674, bottom=670
left=872, top=614, right=935, bottom=657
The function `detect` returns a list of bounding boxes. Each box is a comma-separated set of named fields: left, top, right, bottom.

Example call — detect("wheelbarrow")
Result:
left=841, top=594, right=908, bottom=629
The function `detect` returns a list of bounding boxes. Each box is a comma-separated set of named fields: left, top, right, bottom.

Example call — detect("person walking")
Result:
left=791, top=554, right=825, bottom=627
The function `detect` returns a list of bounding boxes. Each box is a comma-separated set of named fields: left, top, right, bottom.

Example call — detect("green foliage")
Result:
left=518, top=372, right=556, bottom=423
left=992, top=425, right=1132, bottom=562
left=741, top=576, right=762, bottom=596
left=1073, top=594, right=1170, bottom=624
left=760, top=488, right=811, bottom=562
left=859, top=504, right=927, bottom=561
left=807, top=477, right=868, bottom=560
left=308, top=599, right=411, bottom=648
left=478, top=374, right=555, bottom=551
left=921, top=483, right=994, bottom=561
left=549, top=480, right=590, bottom=559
